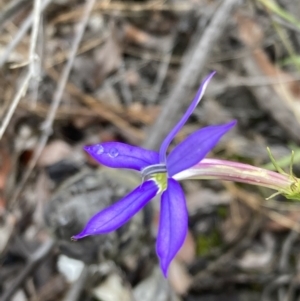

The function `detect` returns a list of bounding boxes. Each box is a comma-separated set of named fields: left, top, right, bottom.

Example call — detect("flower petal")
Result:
left=167, top=120, right=236, bottom=177
left=156, top=179, right=188, bottom=277
left=159, top=72, right=216, bottom=163
left=72, top=180, right=159, bottom=239
left=84, top=142, right=159, bottom=171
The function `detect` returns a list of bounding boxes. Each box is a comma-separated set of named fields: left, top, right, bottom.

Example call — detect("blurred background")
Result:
left=1, top=0, right=300, bottom=300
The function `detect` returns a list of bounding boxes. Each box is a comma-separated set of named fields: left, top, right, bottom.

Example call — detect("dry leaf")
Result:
left=168, top=259, right=192, bottom=295
left=93, top=31, right=122, bottom=84
left=38, top=140, right=72, bottom=167
left=235, top=12, right=300, bottom=123
left=176, top=230, right=195, bottom=264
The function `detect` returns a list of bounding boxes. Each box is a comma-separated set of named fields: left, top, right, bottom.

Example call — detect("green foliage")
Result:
left=280, top=56, right=300, bottom=67
left=266, top=147, right=300, bottom=201
left=217, top=206, right=228, bottom=219
left=262, top=145, right=300, bottom=171
left=196, top=229, right=222, bottom=256
left=258, top=0, right=300, bottom=29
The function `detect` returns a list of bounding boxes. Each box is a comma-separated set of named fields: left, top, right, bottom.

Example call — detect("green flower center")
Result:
left=151, top=172, right=168, bottom=192
left=283, top=177, right=300, bottom=201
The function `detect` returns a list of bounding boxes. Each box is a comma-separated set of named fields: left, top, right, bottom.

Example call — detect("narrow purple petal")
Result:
left=167, top=120, right=236, bottom=177
left=84, top=142, right=159, bottom=171
left=159, top=72, right=216, bottom=163
left=72, top=180, right=159, bottom=239
left=156, top=179, right=188, bottom=277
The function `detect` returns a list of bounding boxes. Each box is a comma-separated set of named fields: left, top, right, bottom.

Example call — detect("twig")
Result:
left=0, top=0, right=30, bottom=29
left=9, top=0, right=97, bottom=209
left=0, top=72, right=31, bottom=139
left=284, top=276, right=299, bottom=301
left=277, top=227, right=300, bottom=301
left=29, top=0, right=41, bottom=71
left=117, top=62, right=133, bottom=105
left=46, top=68, right=145, bottom=142
left=52, top=1, right=192, bottom=24
left=0, top=0, right=51, bottom=68
left=279, top=224, right=299, bottom=272
left=235, top=12, right=300, bottom=142
left=220, top=72, right=300, bottom=88
left=261, top=275, right=292, bottom=301
left=0, top=239, right=55, bottom=301
left=143, top=0, right=241, bottom=150
left=62, top=266, right=89, bottom=301
left=0, top=0, right=43, bottom=140
left=42, top=0, right=96, bottom=133
left=242, top=55, right=300, bottom=143
left=224, top=182, right=300, bottom=232
left=191, top=218, right=261, bottom=290
left=28, top=0, right=42, bottom=107
left=148, top=30, right=176, bottom=103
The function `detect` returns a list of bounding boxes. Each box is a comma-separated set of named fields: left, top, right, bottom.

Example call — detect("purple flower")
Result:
left=72, top=72, right=236, bottom=276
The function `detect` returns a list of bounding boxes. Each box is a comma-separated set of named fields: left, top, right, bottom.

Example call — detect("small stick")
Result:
left=0, top=239, right=54, bottom=301
left=9, top=0, right=97, bottom=209
left=0, top=0, right=43, bottom=139
left=62, top=266, right=89, bottom=301
left=0, top=0, right=51, bottom=68
left=279, top=222, right=300, bottom=272
left=28, top=0, right=43, bottom=109
left=29, top=0, right=41, bottom=78
left=0, top=72, right=31, bottom=139
left=0, top=0, right=30, bottom=29
left=41, top=0, right=96, bottom=133
left=242, top=55, right=300, bottom=143
left=143, top=0, right=240, bottom=150
left=0, top=0, right=48, bottom=139
left=52, top=1, right=192, bottom=25
left=118, top=62, right=133, bottom=105
left=46, top=68, right=145, bottom=142
left=148, top=31, right=176, bottom=103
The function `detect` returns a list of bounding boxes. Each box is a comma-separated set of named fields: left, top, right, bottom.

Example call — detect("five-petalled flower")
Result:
left=72, top=72, right=236, bottom=277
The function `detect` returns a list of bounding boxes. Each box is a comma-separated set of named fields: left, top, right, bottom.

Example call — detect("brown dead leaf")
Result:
left=0, top=213, right=16, bottom=253
left=37, top=140, right=72, bottom=167
left=266, top=211, right=300, bottom=232
left=123, top=23, right=168, bottom=51
left=235, top=12, right=300, bottom=123
left=168, top=259, right=192, bottom=295
left=235, top=12, right=264, bottom=47
left=72, top=115, right=99, bottom=129
left=0, top=143, right=12, bottom=210
left=35, top=274, right=68, bottom=301
left=127, top=103, right=159, bottom=124
left=93, top=29, right=122, bottom=85
left=176, top=230, right=195, bottom=264
left=124, top=69, right=140, bottom=87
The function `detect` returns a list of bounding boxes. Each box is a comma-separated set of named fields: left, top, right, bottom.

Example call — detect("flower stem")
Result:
left=174, top=158, right=293, bottom=192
